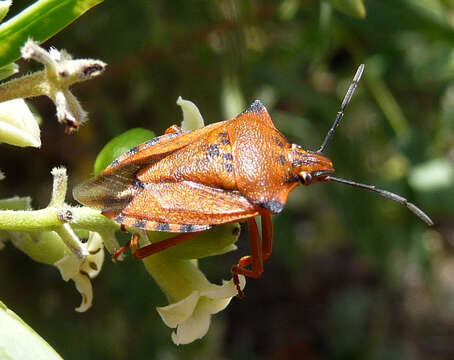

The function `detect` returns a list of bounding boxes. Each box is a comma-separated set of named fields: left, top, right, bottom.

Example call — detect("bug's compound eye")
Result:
left=299, top=171, right=312, bottom=185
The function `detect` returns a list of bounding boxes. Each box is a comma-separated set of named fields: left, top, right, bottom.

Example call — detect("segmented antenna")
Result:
left=317, top=64, right=365, bottom=153
left=326, top=176, right=434, bottom=226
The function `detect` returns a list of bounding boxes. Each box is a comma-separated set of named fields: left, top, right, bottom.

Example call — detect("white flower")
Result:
left=157, top=276, right=245, bottom=345
left=0, top=98, right=41, bottom=147
left=55, top=232, right=104, bottom=312
left=142, top=223, right=244, bottom=345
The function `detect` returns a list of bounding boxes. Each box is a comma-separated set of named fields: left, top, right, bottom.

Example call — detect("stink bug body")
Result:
left=73, top=65, right=433, bottom=295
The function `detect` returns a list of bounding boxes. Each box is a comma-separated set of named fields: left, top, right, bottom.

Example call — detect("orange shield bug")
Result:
left=73, top=64, right=433, bottom=296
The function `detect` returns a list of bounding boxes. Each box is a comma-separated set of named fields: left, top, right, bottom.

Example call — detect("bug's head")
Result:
left=290, top=144, right=334, bottom=186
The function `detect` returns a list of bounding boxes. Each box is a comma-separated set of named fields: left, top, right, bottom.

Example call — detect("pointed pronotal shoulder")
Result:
left=242, top=99, right=267, bottom=114
left=237, top=100, right=275, bottom=128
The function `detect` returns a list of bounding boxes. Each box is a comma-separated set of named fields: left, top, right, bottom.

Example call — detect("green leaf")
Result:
left=0, top=301, right=63, bottom=360
left=93, top=128, right=155, bottom=175
left=0, top=0, right=103, bottom=68
left=328, top=0, right=366, bottom=19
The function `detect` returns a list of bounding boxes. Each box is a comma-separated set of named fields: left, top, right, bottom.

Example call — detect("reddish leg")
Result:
left=232, top=214, right=273, bottom=296
left=164, top=125, right=182, bottom=134
left=133, top=232, right=201, bottom=258
left=113, top=232, right=201, bottom=260
left=113, top=239, right=131, bottom=260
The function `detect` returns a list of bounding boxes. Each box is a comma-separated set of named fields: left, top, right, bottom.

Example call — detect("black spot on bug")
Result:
left=223, top=153, right=233, bottom=161
left=243, top=100, right=265, bottom=114
left=166, top=132, right=180, bottom=139
left=258, top=200, right=284, bottom=214
left=109, top=159, right=119, bottom=167
left=207, top=144, right=220, bottom=157
left=219, top=131, right=228, bottom=138
left=292, top=159, right=303, bottom=167
left=133, top=220, right=146, bottom=229
left=146, top=138, right=159, bottom=147
left=277, top=155, right=286, bottom=165
left=274, top=137, right=284, bottom=148
left=220, top=138, right=230, bottom=145
left=128, top=146, right=139, bottom=155
left=133, top=179, right=146, bottom=190
left=224, top=163, right=233, bottom=173
left=209, top=149, right=220, bottom=157
left=156, top=222, right=170, bottom=231
left=180, top=224, right=194, bottom=232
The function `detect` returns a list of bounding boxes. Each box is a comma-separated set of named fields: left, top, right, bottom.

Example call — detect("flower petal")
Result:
left=80, top=232, right=104, bottom=278
left=0, top=99, right=40, bottom=147
left=176, top=96, right=204, bottom=131
left=55, top=253, right=81, bottom=281
left=199, top=296, right=232, bottom=315
left=171, top=302, right=211, bottom=345
left=156, top=291, right=200, bottom=328
left=73, top=272, right=93, bottom=312
left=201, top=276, right=246, bottom=299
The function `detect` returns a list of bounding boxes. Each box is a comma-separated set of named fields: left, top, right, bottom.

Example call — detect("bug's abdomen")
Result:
left=137, top=126, right=237, bottom=191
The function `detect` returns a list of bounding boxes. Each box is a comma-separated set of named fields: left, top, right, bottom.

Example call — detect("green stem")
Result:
left=0, top=71, right=46, bottom=102
left=0, top=207, right=59, bottom=230
left=54, top=223, right=87, bottom=260
left=69, top=206, right=120, bottom=232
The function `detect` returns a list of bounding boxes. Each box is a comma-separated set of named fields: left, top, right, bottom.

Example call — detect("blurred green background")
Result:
left=1, top=0, right=454, bottom=359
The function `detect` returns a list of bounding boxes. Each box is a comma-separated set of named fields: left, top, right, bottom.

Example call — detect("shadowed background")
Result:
left=1, top=1, right=454, bottom=359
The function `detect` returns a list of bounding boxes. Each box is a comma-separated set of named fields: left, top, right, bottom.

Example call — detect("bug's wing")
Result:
left=73, top=163, right=141, bottom=212
left=103, top=180, right=259, bottom=232
left=102, top=121, right=227, bottom=175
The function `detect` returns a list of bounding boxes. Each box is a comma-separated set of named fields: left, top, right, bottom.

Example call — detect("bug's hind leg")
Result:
left=164, top=125, right=182, bottom=134
left=231, top=214, right=273, bottom=297
left=113, top=232, right=201, bottom=260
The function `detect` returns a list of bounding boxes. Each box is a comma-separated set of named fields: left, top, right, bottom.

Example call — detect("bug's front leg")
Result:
left=231, top=214, right=273, bottom=296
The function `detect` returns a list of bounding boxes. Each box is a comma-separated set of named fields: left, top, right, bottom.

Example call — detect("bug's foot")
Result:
left=232, top=273, right=245, bottom=297
left=113, top=239, right=131, bottom=261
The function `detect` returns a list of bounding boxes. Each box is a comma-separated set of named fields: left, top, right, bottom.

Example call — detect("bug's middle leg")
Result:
left=231, top=217, right=266, bottom=296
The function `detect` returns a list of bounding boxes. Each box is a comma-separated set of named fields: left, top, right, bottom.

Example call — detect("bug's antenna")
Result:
left=326, top=176, right=434, bottom=226
left=317, top=64, right=365, bottom=154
